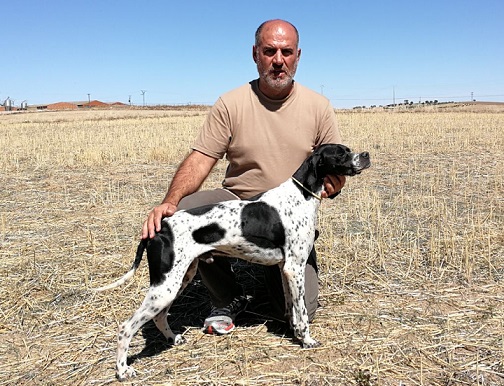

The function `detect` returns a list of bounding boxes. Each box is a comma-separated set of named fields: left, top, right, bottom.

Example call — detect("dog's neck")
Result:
left=291, top=157, right=326, bottom=201
left=291, top=177, right=322, bottom=201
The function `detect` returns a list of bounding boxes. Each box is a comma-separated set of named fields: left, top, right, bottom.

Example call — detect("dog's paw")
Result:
left=301, top=338, right=321, bottom=349
left=116, top=365, right=136, bottom=381
left=173, top=334, right=186, bottom=345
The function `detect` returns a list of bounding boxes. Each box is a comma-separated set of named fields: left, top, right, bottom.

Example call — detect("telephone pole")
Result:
left=141, top=90, right=146, bottom=107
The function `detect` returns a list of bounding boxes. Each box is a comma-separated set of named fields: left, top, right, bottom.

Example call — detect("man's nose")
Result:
left=273, top=50, right=283, bottom=65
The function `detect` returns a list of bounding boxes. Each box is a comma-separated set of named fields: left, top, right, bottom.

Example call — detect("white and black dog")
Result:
left=95, top=144, right=370, bottom=380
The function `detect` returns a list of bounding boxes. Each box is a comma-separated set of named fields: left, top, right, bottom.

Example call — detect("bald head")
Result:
left=255, top=19, right=299, bottom=48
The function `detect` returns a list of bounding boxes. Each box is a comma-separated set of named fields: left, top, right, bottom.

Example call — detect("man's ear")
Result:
left=252, top=46, right=258, bottom=63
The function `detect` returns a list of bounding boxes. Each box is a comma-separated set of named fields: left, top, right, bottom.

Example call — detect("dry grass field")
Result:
left=1, top=107, right=503, bottom=385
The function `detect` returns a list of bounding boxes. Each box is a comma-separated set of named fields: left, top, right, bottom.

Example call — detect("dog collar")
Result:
left=291, top=177, right=322, bottom=201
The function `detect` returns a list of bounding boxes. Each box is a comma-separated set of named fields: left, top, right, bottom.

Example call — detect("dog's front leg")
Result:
left=278, top=261, right=293, bottom=323
left=281, top=258, right=320, bottom=348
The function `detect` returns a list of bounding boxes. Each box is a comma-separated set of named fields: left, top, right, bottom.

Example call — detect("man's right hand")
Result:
left=141, top=202, right=178, bottom=239
left=141, top=150, right=218, bottom=240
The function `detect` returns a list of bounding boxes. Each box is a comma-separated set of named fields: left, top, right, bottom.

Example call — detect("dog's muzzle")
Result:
left=352, top=152, right=371, bottom=174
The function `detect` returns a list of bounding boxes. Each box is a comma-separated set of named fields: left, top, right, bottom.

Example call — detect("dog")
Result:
left=95, top=144, right=370, bottom=380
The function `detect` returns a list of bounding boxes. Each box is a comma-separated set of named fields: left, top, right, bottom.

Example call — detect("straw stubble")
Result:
left=1, top=106, right=502, bottom=385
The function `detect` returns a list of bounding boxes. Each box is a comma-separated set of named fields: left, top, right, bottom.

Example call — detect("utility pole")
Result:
left=392, top=86, right=396, bottom=106
left=471, top=91, right=474, bottom=102
left=87, top=93, right=91, bottom=108
left=141, top=90, right=146, bottom=107
left=128, top=95, right=131, bottom=106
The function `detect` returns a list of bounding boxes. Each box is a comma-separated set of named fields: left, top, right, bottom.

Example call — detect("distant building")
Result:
left=32, top=100, right=126, bottom=110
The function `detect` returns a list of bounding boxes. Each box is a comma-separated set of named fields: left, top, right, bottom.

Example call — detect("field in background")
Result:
left=1, top=108, right=503, bottom=385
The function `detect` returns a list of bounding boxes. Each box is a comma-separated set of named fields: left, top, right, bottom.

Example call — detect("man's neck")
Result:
left=258, top=79, right=295, bottom=100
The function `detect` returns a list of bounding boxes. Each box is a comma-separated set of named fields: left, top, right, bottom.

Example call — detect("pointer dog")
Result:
left=96, top=144, right=370, bottom=380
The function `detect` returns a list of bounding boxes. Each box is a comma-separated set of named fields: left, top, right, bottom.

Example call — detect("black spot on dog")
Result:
left=192, top=223, right=226, bottom=244
left=186, top=203, right=217, bottom=216
left=147, top=222, right=175, bottom=286
left=241, top=202, right=285, bottom=249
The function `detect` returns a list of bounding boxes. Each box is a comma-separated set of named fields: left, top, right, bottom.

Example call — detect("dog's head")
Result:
left=313, top=144, right=370, bottom=177
left=292, top=144, right=371, bottom=199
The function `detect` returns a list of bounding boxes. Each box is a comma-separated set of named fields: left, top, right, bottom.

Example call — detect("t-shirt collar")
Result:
left=253, top=79, right=296, bottom=104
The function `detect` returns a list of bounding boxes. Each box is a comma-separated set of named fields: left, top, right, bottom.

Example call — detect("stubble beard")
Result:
left=257, top=61, right=298, bottom=94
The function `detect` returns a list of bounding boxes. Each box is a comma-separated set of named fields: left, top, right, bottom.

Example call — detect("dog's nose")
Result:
left=361, top=152, right=370, bottom=158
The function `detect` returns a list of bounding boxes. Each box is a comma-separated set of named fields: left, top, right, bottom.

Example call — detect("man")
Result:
left=142, top=19, right=345, bottom=334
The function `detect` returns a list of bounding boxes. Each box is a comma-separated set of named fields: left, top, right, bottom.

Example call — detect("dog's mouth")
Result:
left=350, top=152, right=371, bottom=175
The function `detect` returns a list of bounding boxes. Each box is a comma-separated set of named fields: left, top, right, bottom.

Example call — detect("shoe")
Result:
left=203, top=295, right=250, bottom=335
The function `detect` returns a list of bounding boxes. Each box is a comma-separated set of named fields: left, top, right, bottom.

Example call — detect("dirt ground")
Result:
left=1, top=108, right=503, bottom=385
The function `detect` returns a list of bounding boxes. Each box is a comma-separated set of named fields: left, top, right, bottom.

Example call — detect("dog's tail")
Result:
left=92, top=239, right=148, bottom=292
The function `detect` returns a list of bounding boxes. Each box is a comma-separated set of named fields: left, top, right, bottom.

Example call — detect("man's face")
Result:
left=253, top=22, right=301, bottom=98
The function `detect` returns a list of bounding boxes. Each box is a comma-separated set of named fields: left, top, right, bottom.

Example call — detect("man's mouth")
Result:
left=271, top=69, right=285, bottom=77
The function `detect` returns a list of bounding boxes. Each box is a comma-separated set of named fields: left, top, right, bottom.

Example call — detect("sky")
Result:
left=1, top=0, right=503, bottom=109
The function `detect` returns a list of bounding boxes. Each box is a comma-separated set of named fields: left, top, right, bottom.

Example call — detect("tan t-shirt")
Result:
left=193, top=79, right=342, bottom=199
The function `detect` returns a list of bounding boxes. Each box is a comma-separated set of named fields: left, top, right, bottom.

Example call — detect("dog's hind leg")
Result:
left=152, top=259, right=199, bottom=346
left=152, top=307, right=184, bottom=345
left=115, top=285, right=179, bottom=380
left=178, top=258, right=199, bottom=296
left=115, top=257, right=200, bottom=380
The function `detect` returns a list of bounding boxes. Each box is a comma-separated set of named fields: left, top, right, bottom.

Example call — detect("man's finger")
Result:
left=141, top=220, right=148, bottom=240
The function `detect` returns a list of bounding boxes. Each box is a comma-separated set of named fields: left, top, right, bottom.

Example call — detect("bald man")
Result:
left=142, top=19, right=345, bottom=334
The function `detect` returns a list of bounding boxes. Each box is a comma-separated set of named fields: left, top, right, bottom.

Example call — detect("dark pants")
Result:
left=178, top=189, right=319, bottom=322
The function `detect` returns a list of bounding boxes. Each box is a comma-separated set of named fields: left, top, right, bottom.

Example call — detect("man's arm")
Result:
left=142, top=150, right=218, bottom=239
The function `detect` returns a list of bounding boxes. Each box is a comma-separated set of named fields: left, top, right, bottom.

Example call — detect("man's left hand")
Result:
left=321, top=175, right=346, bottom=198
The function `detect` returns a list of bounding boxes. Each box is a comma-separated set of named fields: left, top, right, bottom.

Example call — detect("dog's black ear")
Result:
left=309, top=154, right=322, bottom=181
left=308, top=144, right=345, bottom=185
left=318, top=144, right=355, bottom=176
left=292, top=149, right=324, bottom=199
left=315, top=145, right=337, bottom=172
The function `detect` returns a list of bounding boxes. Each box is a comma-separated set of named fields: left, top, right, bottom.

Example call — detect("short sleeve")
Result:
left=192, top=97, right=232, bottom=159
left=316, top=101, right=342, bottom=145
